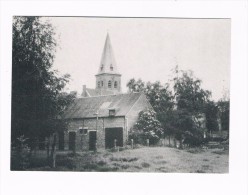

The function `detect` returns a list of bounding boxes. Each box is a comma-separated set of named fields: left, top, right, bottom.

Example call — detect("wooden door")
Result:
left=69, top=131, right=76, bottom=151
left=89, top=131, right=97, bottom=151
left=105, top=128, right=123, bottom=149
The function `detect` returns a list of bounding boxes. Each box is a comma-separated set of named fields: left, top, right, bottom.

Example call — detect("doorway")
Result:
left=105, top=127, right=123, bottom=149
left=58, top=131, right=64, bottom=150
left=89, top=131, right=97, bottom=151
left=69, top=131, right=76, bottom=151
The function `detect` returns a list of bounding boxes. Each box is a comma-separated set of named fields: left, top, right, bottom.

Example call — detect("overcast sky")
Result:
left=49, top=17, right=230, bottom=101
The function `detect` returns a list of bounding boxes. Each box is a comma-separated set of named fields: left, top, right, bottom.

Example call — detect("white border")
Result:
left=1, top=1, right=247, bottom=195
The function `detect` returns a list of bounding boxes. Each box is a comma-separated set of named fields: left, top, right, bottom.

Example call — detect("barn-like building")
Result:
left=60, top=34, right=153, bottom=151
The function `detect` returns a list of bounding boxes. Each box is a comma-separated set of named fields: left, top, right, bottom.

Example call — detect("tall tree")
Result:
left=126, top=79, right=174, bottom=141
left=217, top=100, right=230, bottom=131
left=127, top=78, right=145, bottom=92
left=12, top=17, right=73, bottom=145
left=205, top=101, right=219, bottom=132
left=173, top=69, right=211, bottom=114
left=172, top=68, right=211, bottom=145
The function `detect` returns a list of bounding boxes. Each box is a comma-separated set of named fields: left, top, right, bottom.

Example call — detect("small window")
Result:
left=108, top=80, right=112, bottom=88
left=109, top=109, right=116, bottom=116
left=83, top=129, right=88, bottom=135
left=101, top=64, right=104, bottom=71
left=101, top=81, right=104, bottom=87
left=98, top=81, right=101, bottom=88
left=110, top=65, right=113, bottom=71
left=114, top=81, right=117, bottom=88
left=79, top=127, right=88, bottom=135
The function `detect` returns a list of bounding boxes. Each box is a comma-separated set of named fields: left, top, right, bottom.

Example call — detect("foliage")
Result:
left=134, top=109, right=163, bottom=135
left=171, top=68, right=210, bottom=145
left=126, top=78, right=145, bottom=92
left=126, top=79, right=174, bottom=138
left=127, top=79, right=174, bottom=113
left=127, top=66, right=212, bottom=147
left=205, top=101, right=219, bottom=132
left=129, top=109, right=162, bottom=145
left=12, top=16, right=74, bottom=146
left=11, top=135, right=31, bottom=170
left=217, top=100, right=230, bottom=131
left=128, top=130, right=160, bottom=145
left=173, top=68, right=211, bottom=114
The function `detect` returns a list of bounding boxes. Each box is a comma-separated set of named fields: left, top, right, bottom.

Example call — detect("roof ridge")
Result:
left=77, top=92, right=143, bottom=99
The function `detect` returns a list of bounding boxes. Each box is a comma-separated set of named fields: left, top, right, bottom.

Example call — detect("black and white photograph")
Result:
left=1, top=1, right=248, bottom=195
left=11, top=16, right=230, bottom=173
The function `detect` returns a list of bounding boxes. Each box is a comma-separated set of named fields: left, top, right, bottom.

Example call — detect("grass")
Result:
left=26, top=147, right=229, bottom=173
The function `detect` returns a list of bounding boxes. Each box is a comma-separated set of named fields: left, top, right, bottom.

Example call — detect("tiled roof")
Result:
left=86, top=88, right=114, bottom=97
left=63, top=92, right=144, bottom=119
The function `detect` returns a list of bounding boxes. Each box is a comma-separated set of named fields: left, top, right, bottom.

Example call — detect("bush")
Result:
left=11, top=136, right=31, bottom=170
left=128, top=130, right=160, bottom=146
left=183, top=131, right=204, bottom=147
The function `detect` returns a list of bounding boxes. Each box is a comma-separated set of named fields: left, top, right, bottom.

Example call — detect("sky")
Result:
left=49, top=17, right=230, bottom=101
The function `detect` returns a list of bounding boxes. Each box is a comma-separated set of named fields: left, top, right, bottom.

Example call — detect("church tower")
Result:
left=95, top=33, right=122, bottom=94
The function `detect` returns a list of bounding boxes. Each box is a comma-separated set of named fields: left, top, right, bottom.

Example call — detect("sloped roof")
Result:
left=96, top=33, right=120, bottom=76
left=85, top=88, right=114, bottom=97
left=63, top=92, right=144, bottom=119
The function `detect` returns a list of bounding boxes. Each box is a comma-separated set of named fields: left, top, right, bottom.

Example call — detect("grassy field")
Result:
left=29, top=146, right=229, bottom=173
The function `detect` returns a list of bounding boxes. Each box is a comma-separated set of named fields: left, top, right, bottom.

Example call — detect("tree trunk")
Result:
left=173, top=138, right=176, bottom=148
left=46, top=137, right=50, bottom=163
left=50, top=134, right=57, bottom=168
left=179, top=138, right=183, bottom=149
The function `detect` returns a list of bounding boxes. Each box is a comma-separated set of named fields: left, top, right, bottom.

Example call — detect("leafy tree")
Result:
left=127, top=78, right=145, bottom=92
left=205, top=101, right=219, bottom=132
left=127, top=79, right=173, bottom=112
left=12, top=16, right=73, bottom=147
left=217, top=100, right=230, bottom=131
left=129, top=109, right=163, bottom=145
left=173, top=69, right=211, bottom=114
left=126, top=79, right=174, bottom=140
left=172, top=68, right=211, bottom=146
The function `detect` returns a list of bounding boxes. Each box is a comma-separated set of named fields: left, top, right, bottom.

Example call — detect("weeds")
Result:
left=141, top=162, right=150, bottom=168
left=110, top=157, right=138, bottom=162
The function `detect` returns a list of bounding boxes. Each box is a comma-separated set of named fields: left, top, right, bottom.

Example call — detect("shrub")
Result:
left=11, top=135, right=31, bottom=170
left=183, top=130, right=204, bottom=147
left=128, top=109, right=162, bottom=146
left=128, top=130, right=160, bottom=146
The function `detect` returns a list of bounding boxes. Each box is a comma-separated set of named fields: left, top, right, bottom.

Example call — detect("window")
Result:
left=101, top=64, right=104, bottom=71
left=101, top=81, right=104, bottom=87
left=110, top=65, right=113, bottom=71
left=79, top=127, right=88, bottom=135
left=83, top=129, right=88, bottom=135
left=114, top=81, right=117, bottom=88
left=98, top=81, right=101, bottom=88
left=109, top=109, right=116, bottom=116
left=108, top=80, right=112, bottom=88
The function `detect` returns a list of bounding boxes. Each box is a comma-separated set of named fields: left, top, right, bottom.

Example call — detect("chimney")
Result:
left=82, top=85, right=86, bottom=97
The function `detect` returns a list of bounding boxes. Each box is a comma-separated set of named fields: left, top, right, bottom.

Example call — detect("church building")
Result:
left=81, top=33, right=121, bottom=97
left=60, top=34, right=153, bottom=151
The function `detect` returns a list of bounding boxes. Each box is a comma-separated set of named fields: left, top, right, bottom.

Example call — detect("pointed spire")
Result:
left=96, top=33, right=120, bottom=75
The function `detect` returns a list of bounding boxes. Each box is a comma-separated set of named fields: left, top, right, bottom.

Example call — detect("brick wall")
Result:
left=61, top=94, right=152, bottom=151
left=64, top=116, right=126, bottom=151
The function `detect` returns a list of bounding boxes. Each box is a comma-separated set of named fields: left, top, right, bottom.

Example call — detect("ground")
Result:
left=28, top=146, right=229, bottom=173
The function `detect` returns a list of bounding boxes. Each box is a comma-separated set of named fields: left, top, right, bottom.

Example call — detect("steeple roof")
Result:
left=96, top=33, right=120, bottom=75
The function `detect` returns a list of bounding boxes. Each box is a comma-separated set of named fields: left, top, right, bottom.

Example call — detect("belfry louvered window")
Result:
left=108, top=80, right=112, bottom=88
left=114, top=81, right=117, bottom=88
